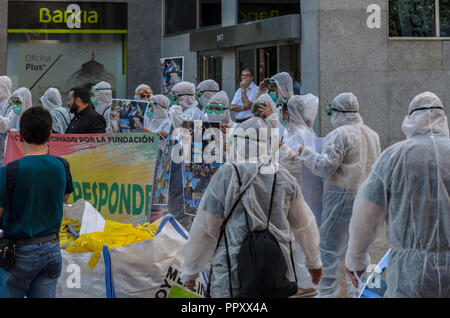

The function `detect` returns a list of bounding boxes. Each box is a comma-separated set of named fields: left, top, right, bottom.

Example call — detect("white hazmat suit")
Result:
left=172, top=82, right=206, bottom=121
left=0, top=76, right=12, bottom=117
left=93, top=81, right=113, bottom=132
left=279, top=94, right=324, bottom=292
left=0, top=87, right=33, bottom=133
left=181, top=117, right=322, bottom=298
left=197, top=79, right=220, bottom=112
left=144, top=94, right=171, bottom=134
left=0, top=76, right=12, bottom=165
left=300, top=92, right=381, bottom=297
left=40, top=87, right=73, bottom=134
left=345, top=92, right=450, bottom=298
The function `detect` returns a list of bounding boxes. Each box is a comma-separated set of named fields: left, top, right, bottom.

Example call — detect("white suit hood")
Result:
left=330, top=92, right=363, bottom=128
left=206, top=91, right=232, bottom=123
left=271, top=72, right=294, bottom=100
left=287, top=94, right=319, bottom=132
left=144, top=94, right=171, bottom=133
left=401, top=92, right=449, bottom=138
left=40, top=87, right=62, bottom=111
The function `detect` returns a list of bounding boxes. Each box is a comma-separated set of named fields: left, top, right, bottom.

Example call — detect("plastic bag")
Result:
left=64, top=220, right=158, bottom=269
left=59, top=218, right=81, bottom=247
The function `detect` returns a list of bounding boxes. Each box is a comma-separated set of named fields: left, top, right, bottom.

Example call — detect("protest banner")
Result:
left=4, top=132, right=159, bottom=225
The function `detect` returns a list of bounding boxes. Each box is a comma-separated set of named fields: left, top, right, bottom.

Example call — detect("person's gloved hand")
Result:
left=308, top=268, right=323, bottom=285
left=259, top=78, right=270, bottom=91
left=258, top=102, right=273, bottom=120
left=345, top=267, right=366, bottom=288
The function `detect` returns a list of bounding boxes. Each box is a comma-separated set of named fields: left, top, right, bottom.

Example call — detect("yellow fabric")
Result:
left=62, top=219, right=159, bottom=269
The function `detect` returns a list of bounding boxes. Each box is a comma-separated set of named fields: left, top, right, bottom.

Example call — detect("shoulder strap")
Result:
left=102, top=104, right=111, bottom=117
left=4, top=159, right=19, bottom=217
left=265, top=172, right=277, bottom=230
left=56, top=157, right=71, bottom=193
left=54, top=109, right=70, bottom=126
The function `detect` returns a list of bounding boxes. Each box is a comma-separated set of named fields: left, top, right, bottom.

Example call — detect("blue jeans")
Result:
left=0, top=240, right=62, bottom=298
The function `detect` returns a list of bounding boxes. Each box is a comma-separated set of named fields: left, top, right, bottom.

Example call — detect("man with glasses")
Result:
left=230, top=68, right=259, bottom=123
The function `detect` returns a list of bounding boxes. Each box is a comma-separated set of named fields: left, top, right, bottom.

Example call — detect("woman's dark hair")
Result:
left=19, top=107, right=52, bottom=145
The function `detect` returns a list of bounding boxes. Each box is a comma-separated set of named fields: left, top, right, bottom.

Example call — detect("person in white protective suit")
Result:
left=171, top=82, right=206, bottom=122
left=345, top=92, right=450, bottom=298
left=298, top=92, right=381, bottom=298
left=143, top=95, right=172, bottom=151
left=196, top=79, right=220, bottom=112
left=180, top=117, right=323, bottom=298
left=0, top=76, right=12, bottom=165
left=0, top=87, right=33, bottom=133
left=40, top=88, right=73, bottom=134
left=277, top=94, right=324, bottom=297
left=143, top=95, right=171, bottom=135
left=134, top=84, right=153, bottom=101
left=92, top=81, right=113, bottom=132
left=0, top=76, right=12, bottom=117
left=255, top=72, right=294, bottom=109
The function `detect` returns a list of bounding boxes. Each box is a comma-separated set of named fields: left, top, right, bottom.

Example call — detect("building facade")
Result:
left=0, top=0, right=162, bottom=104
left=1, top=0, right=449, bottom=149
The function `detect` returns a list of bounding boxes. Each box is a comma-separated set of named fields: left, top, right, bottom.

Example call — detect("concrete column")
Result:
left=0, top=0, right=8, bottom=75
left=222, top=0, right=237, bottom=27
left=127, top=0, right=162, bottom=97
left=301, top=0, right=321, bottom=134
left=221, top=0, right=237, bottom=100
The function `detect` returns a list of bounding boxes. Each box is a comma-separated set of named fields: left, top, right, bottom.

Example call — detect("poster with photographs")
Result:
left=182, top=121, right=222, bottom=217
left=161, top=56, right=184, bottom=94
left=110, top=99, right=149, bottom=133
left=150, top=141, right=174, bottom=207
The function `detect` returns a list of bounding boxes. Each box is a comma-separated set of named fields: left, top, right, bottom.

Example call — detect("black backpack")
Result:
left=208, top=164, right=298, bottom=298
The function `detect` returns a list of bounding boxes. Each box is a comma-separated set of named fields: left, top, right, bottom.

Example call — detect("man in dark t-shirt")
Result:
left=0, top=107, right=74, bottom=298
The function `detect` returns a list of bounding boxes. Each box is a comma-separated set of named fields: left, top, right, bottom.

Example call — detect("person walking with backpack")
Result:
left=180, top=117, right=322, bottom=298
left=0, top=107, right=74, bottom=298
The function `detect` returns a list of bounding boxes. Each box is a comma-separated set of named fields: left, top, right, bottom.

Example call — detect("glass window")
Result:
left=7, top=1, right=127, bottom=105
left=165, top=0, right=197, bottom=35
left=238, top=0, right=300, bottom=24
left=440, top=0, right=450, bottom=36
left=200, top=0, right=221, bottom=28
left=389, top=0, right=436, bottom=37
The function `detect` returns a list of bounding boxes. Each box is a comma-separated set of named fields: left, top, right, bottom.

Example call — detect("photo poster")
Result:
left=150, top=140, right=174, bottom=208
left=160, top=56, right=184, bottom=94
left=110, top=99, right=149, bottom=133
left=182, top=120, right=222, bottom=217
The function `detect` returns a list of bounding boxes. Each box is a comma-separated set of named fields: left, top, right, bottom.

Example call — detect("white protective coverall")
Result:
left=300, top=92, right=381, bottom=297
left=0, top=76, right=12, bottom=165
left=172, top=82, right=206, bottom=121
left=93, top=81, right=113, bottom=132
left=181, top=117, right=322, bottom=298
left=345, top=92, right=450, bottom=298
left=0, top=87, right=33, bottom=133
left=144, top=94, right=171, bottom=134
left=254, top=72, right=294, bottom=103
left=197, top=79, right=220, bottom=113
left=279, top=94, right=324, bottom=291
left=40, top=87, right=73, bottom=134
left=0, top=76, right=12, bottom=117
